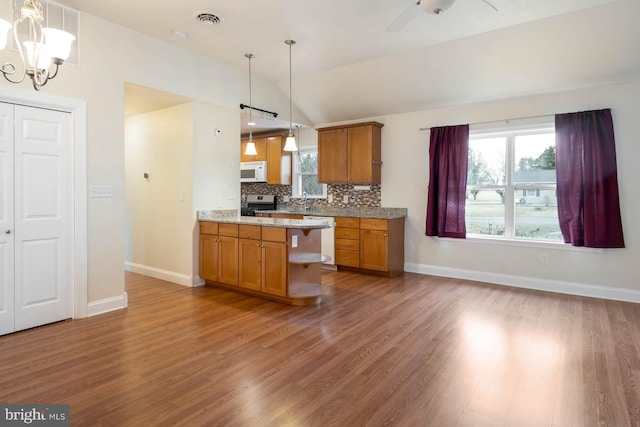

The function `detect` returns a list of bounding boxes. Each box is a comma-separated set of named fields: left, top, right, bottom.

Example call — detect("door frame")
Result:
left=0, top=86, right=88, bottom=319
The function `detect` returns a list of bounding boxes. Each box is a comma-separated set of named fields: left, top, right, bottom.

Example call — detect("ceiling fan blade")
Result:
left=386, top=2, right=421, bottom=32
left=479, top=0, right=499, bottom=12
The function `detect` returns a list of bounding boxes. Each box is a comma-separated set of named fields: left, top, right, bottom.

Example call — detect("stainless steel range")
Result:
left=241, top=194, right=277, bottom=216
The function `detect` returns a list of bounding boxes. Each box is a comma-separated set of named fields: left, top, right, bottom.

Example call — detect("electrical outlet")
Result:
left=343, top=195, right=349, bottom=203
left=328, top=194, right=333, bottom=203
left=283, top=195, right=290, bottom=202
left=540, top=253, right=549, bottom=264
left=292, top=235, right=298, bottom=248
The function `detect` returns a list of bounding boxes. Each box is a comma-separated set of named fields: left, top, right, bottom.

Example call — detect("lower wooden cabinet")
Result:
left=335, top=217, right=360, bottom=267
left=238, top=225, right=288, bottom=296
left=261, top=241, right=287, bottom=297
left=199, top=223, right=239, bottom=286
left=200, top=221, right=324, bottom=306
left=359, top=229, right=388, bottom=272
left=238, top=237, right=262, bottom=291
left=334, top=216, right=405, bottom=277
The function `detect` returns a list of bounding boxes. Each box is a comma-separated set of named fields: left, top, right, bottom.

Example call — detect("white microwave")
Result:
left=240, top=161, right=267, bottom=183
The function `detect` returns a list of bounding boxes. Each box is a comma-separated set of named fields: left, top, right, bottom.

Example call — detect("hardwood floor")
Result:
left=1, top=271, right=640, bottom=426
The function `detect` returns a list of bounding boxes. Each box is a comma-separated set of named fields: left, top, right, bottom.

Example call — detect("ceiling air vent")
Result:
left=196, top=12, right=223, bottom=25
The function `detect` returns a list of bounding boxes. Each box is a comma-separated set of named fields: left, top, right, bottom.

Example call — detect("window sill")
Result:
left=442, top=235, right=603, bottom=253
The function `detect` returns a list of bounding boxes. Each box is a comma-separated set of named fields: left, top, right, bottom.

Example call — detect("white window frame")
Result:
left=291, top=147, right=327, bottom=199
left=467, top=121, right=557, bottom=241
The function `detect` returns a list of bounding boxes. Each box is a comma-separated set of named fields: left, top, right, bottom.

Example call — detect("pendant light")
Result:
left=244, top=53, right=258, bottom=156
left=283, top=39, right=298, bottom=152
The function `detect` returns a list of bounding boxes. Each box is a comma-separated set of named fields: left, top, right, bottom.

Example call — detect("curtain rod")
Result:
left=419, top=113, right=554, bottom=131
left=239, top=103, right=278, bottom=118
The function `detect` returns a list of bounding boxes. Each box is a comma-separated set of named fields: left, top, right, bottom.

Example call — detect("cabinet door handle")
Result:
left=384, top=233, right=388, bottom=237
left=257, top=243, right=261, bottom=247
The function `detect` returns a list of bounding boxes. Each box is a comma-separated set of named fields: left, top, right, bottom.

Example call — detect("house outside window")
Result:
left=466, top=121, right=561, bottom=241
left=292, top=147, right=327, bottom=199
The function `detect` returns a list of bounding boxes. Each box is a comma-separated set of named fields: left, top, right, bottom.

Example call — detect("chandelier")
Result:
left=0, top=0, right=76, bottom=91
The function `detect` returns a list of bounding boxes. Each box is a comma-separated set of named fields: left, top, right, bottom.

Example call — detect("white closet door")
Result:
left=13, top=105, right=72, bottom=331
left=0, top=102, right=15, bottom=335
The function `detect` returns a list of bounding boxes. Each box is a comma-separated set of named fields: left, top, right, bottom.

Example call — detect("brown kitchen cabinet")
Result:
left=334, top=216, right=404, bottom=277
left=317, top=122, right=383, bottom=184
left=240, top=137, right=267, bottom=162
left=241, top=133, right=291, bottom=185
left=199, top=222, right=239, bottom=286
left=238, top=225, right=288, bottom=297
left=334, top=217, right=360, bottom=267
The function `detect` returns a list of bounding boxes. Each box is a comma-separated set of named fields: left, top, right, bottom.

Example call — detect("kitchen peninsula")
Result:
left=256, top=206, right=407, bottom=277
left=198, top=210, right=333, bottom=306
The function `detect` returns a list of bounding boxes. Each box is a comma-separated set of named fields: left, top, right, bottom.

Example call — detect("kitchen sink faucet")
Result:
left=302, top=191, right=309, bottom=211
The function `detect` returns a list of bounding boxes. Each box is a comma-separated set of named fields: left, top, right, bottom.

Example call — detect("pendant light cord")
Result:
left=286, top=40, right=296, bottom=137
left=245, top=53, right=254, bottom=141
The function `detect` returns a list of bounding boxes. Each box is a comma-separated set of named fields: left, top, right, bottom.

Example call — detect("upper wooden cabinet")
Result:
left=317, top=122, right=383, bottom=184
left=240, top=137, right=267, bottom=162
left=241, top=133, right=291, bottom=185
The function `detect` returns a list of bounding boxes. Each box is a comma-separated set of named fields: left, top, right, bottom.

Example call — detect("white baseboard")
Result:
left=125, top=262, right=205, bottom=287
left=404, top=262, right=640, bottom=303
left=88, top=292, right=128, bottom=317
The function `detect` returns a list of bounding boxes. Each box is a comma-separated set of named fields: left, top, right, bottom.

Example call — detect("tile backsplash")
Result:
left=241, top=183, right=381, bottom=208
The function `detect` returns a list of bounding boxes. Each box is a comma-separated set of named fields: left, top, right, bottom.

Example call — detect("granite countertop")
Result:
left=259, top=206, right=408, bottom=219
left=197, top=210, right=333, bottom=229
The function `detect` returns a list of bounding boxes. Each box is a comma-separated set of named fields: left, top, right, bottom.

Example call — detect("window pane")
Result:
left=300, top=152, right=318, bottom=173
left=466, top=189, right=505, bottom=236
left=514, top=133, right=556, bottom=184
left=514, top=189, right=562, bottom=241
left=302, top=175, right=323, bottom=196
left=468, top=137, right=506, bottom=186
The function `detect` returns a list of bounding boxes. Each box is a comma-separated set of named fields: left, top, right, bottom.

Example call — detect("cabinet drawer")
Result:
left=239, top=225, right=261, bottom=240
left=335, top=217, right=360, bottom=229
left=360, top=218, right=388, bottom=231
left=219, top=223, right=239, bottom=237
left=335, top=228, right=359, bottom=240
left=335, top=238, right=359, bottom=251
left=262, top=226, right=287, bottom=243
left=200, top=222, right=218, bottom=235
left=336, top=250, right=359, bottom=267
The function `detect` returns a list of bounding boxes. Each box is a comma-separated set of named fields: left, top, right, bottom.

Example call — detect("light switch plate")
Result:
left=292, top=235, right=298, bottom=248
left=90, top=185, right=113, bottom=198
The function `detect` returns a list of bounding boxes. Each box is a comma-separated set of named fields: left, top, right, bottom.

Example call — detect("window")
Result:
left=292, top=147, right=327, bottom=199
left=466, top=122, right=561, bottom=241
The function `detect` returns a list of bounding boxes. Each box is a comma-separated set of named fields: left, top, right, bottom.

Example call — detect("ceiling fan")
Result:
left=386, top=0, right=499, bottom=32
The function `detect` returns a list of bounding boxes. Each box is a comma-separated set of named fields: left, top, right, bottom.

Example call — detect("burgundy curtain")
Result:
left=425, top=125, right=469, bottom=238
left=555, top=109, right=625, bottom=248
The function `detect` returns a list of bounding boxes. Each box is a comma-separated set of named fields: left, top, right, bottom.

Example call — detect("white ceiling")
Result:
left=60, top=0, right=638, bottom=127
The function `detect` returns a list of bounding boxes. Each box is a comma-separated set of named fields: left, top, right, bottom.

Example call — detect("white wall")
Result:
left=125, top=103, right=195, bottom=285
left=191, top=102, right=241, bottom=279
left=125, top=101, right=240, bottom=287
left=379, top=81, right=640, bottom=298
